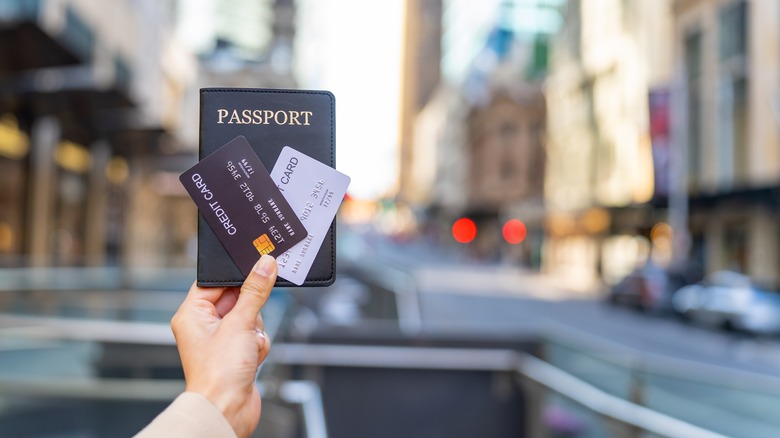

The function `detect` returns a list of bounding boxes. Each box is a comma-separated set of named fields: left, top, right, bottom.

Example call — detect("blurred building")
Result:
left=545, top=0, right=780, bottom=290
left=544, top=0, right=673, bottom=288
left=414, top=85, right=469, bottom=216
left=194, top=0, right=296, bottom=88
left=408, top=1, right=559, bottom=264
left=465, top=77, right=546, bottom=262
left=0, top=0, right=199, bottom=267
left=397, top=0, right=442, bottom=204
left=671, top=0, right=780, bottom=288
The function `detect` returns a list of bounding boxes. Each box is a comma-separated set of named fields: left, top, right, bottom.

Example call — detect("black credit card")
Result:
left=180, top=135, right=308, bottom=276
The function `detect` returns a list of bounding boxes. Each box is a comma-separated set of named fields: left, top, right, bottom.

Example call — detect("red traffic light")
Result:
left=502, top=219, right=527, bottom=244
left=452, top=218, right=477, bottom=243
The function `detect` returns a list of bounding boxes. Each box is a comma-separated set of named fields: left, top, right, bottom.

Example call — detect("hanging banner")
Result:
left=649, top=88, right=671, bottom=197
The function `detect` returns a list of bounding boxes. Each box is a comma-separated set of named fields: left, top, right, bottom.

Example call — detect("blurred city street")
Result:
left=3, top=0, right=780, bottom=437
left=340, top=226, right=780, bottom=376
left=327, top=227, right=780, bottom=437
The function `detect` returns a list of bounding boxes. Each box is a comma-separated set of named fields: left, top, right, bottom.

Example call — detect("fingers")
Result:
left=183, top=281, right=225, bottom=305
left=257, top=329, right=271, bottom=366
left=173, top=282, right=227, bottom=334
left=214, top=288, right=240, bottom=318
left=227, top=255, right=277, bottom=326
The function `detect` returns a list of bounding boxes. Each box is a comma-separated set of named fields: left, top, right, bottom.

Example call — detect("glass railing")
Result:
left=541, top=333, right=780, bottom=437
left=0, top=270, right=299, bottom=437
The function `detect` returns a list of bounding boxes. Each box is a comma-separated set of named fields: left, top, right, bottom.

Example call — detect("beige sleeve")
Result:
left=135, top=392, right=237, bottom=438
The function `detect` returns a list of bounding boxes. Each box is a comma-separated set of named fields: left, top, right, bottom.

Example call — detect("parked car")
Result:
left=671, top=271, right=780, bottom=336
left=607, top=262, right=689, bottom=313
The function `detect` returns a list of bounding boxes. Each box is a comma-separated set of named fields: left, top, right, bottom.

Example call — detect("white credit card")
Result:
left=270, top=146, right=351, bottom=285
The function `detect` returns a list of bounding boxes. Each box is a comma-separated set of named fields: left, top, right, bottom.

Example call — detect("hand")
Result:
left=171, top=255, right=277, bottom=438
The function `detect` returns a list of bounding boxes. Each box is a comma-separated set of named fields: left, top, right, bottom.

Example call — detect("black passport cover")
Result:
left=198, top=88, right=336, bottom=287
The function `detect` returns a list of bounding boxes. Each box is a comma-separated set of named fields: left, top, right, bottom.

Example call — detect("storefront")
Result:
left=0, top=115, right=29, bottom=264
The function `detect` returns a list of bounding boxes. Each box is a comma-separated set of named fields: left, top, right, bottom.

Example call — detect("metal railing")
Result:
left=3, top=264, right=775, bottom=436
left=271, top=342, right=727, bottom=438
left=0, top=266, right=194, bottom=292
left=345, top=261, right=423, bottom=335
left=0, top=315, right=761, bottom=437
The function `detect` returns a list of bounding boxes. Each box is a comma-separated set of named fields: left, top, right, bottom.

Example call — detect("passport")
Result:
left=180, top=136, right=307, bottom=277
left=197, top=88, right=336, bottom=287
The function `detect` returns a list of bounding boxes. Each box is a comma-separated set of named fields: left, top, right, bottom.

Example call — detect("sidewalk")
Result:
left=343, top=226, right=604, bottom=300
left=414, top=264, right=602, bottom=300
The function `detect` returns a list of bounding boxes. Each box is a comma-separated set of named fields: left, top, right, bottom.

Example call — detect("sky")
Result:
left=176, top=0, right=405, bottom=200
left=294, top=0, right=405, bottom=200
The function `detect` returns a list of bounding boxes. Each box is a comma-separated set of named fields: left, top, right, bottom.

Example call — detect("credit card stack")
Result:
left=181, top=88, right=348, bottom=287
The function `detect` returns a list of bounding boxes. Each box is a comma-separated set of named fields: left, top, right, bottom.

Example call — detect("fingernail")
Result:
left=253, top=255, right=275, bottom=277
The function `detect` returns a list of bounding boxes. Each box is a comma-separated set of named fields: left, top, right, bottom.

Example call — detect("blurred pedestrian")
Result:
left=135, top=255, right=277, bottom=438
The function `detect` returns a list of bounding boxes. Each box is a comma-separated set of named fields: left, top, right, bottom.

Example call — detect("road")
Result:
left=342, top=227, right=780, bottom=371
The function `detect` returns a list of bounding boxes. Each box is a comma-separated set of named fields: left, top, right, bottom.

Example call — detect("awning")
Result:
left=651, top=185, right=780, bottom=211
left=0, top=65, right=135, bottom=145
left=0, top=22, right=80, bottom=73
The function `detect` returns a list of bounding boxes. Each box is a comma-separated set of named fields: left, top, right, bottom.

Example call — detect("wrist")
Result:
left=186, top=384, right=242, bottom=431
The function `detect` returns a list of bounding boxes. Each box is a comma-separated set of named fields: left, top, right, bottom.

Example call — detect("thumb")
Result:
left=228, top=255, right=278, bottom=326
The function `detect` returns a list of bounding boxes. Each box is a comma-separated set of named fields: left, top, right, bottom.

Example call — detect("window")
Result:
left=684, top=30, right=702, bottom=191
left=719, top=1, right=748, bottom=60
left=60, top=7, right=95, bottom=63
left=499, top=121, right=517, bottom=181
left=114, top=55, right=132, bottom=94
left=719, top=0, right=749, bottom=185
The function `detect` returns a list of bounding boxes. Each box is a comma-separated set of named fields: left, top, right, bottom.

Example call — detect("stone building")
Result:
left=544, top=0, right=673, bottom=288
left=397, top=0, right=443, bottom=205
left=671, top=0, right=780, bottom=288
left=545, top=0, right=780, bottom=290
left=464, top=81, right=546, bottom=262
left=410, top=1, right=558, bottom=264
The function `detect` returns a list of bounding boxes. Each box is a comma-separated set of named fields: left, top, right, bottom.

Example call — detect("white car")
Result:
left=672, top=271, right=780, bottom=335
